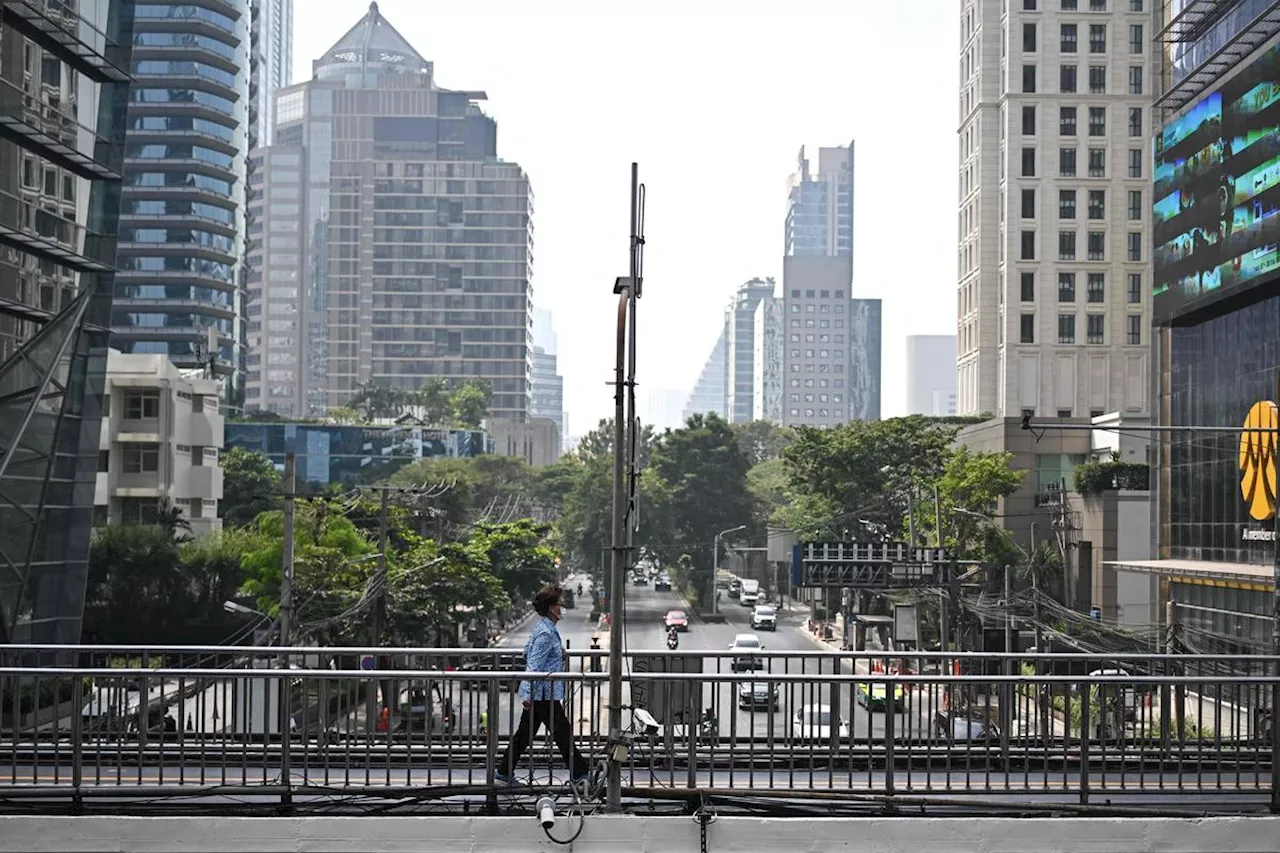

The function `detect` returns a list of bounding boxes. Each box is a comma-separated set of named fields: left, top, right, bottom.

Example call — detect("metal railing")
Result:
left=0, top=645, right=1276, bottom=809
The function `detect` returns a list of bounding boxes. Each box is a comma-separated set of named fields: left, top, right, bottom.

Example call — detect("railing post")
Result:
left=278, top=665, right=292, bottom=808
left=883, top=685, right=896, bottom=802
left=485, top=678, right=499, bottom=815
left=70, top=674, right=83, bottom=810
left=1079, top=683, right=1091, bottom=805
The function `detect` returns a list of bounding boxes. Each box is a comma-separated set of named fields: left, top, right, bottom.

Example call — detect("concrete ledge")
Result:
left=4, top=815, right=1280, bottom=853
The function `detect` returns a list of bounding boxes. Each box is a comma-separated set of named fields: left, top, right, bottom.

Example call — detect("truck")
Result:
left=739, top=579, right=760, bottom=606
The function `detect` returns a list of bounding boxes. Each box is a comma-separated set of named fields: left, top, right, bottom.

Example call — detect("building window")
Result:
left=1062, top=0, right=1077, bottom=8
left=1087, top=314, right=1105, bottom=344
left=1088, top=148, right=1106, bottom=176
left=1127, top=272, right=1142, bottom=303
left=1128, top=190, right=1142, bottom=220
left=1022, top=147, right=1036, bottom=176
left=1022, top=105, right=1037, bottom=135
left=1127, top=314, right=1142, bottom=345
left=1088, top=189, right=1106, bottom=219
left=1059, top=189, right=1077, bottom=218
left=1130, top=0, right=1143, bottom=9
left=1089, top=65, right=1106, bottom=93
left=1128, top=66, right=1143, bottom=95
left=1021, top=313, right=1036, bottom=343
left=123, top=389, right=160, bottom=420
left=1021, top=230, right=1036, bottom=259
left=1061, top=23, right=1078, bottom=52
left=1023, top=22, right=1037, bottom=51
left=1058, top=272, right=1077, bottom=302
left=1088, top=230, right=1106, bottom=260
left=1058, top=231, right=1077, bottom=260
left=1089, top=23, right=1106, bottom=52
left=1023, top=64, right=1037, bottom=93
left=1130, top=23, right=1144, bottom=53
left=1060, top=64, right=1077, bottom=93
left=1090, top=0, right=1106, bottom=9
left=1021, top=271, right=1036, bottom=302
left=1021, top=187, right=1036, bottom=218
left=1087, top=272, right=1105, bottom=302
left=1127, top=231, right=1142, bottom=261
left=122, top=443, right=160, bottom=474
left=1060, top=147, right=1077, bottom=176
left=1060, top=106, right=1077, bottom=135
left=1128, top=148, right=1143, bottom=178
left=1058, top=314, right=1076, bottom=344
left=1088, top=107, right=1106, bottom=136
left=1025, top=0, right=1038, bottom=9
left=1128, top=107, right=1143, bottom=137
left=98, top=450, right=109, bottom=473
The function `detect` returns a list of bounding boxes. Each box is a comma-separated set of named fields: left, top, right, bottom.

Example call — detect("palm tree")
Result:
left=154, top=499, right=193, bottom=541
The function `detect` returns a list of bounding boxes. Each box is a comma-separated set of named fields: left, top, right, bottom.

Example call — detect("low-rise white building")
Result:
left=486, top=417, right=561, bottom=468
left=96, top=351, right=224, bottom=536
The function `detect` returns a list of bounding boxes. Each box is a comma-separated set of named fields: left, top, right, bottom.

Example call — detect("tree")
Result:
left=450, top=380, right=492, bottom=428
left=649, top=413, right=754, bottom=555
left=921, top=447, right=1024, bottom=557
left=326, top=406, right=364, bottom=425
left=349, top=379, right=411, bottom=420
left=417, top=377, right=453, bottom=426
left=155, top=499, right=193, bottom=541
left=83, top=525, right=186, bottom=643
left=574, top=418, right=658, bottom=469
left=386, top=539, right=506, bottom=646
left=470, top=518, right=559, bottom=601
left=732, top=421, right=795, bottom=466
left=220, top=447, right=282, bottom=528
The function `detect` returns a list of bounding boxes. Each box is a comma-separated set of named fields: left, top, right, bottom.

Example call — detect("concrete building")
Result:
left=96, top=351, right=225, bottom=537
left=250, top=0, right=293, bottom=147
left=487, top=417, right=560, bottom=467
left=724, top=277, right=775, bottom=423
left=955, top=0, right=1155, bottom=419
left=114, top=0, right=252, bottom=403
left=781, top=144, right=881, bottom=426
left=752, top=295, right=784, bottom=422
left=683, top=332, right=727, bottom=421
left=644, top=388, right=688, bottom=432
left=905, top=335, right=958, bottom=416
left=529, top=347, right=564, bottom=447
left=0, top=0, right=136, bottom=643
left=244, top=2, right=533, bottom=420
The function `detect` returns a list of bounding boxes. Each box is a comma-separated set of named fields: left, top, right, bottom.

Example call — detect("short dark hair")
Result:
left=533, top=584, right=563, bottom=617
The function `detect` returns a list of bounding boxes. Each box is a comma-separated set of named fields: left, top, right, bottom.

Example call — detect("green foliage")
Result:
left=348, top=379, right=412, bottom=420
left=921, top=447, right=1025, bottom=557
left=732, top=420, right=794, bottom=466
left=650, top=412, right=753, bottom=556
left=326, top=406, right=364, bottom=425
left=470, top=519, right=559, bottom=601
left=418, top=377, right=453, bottom=426
left=449, top=380, right=492, bottom=429
left=219, top=447, right=282, bottom=527
left=385, top=539, right=506, bottom=645
left=1074, top=461, right=1150, bottom=495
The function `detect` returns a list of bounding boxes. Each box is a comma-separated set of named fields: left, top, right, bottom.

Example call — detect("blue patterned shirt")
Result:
left=520, top=616, right=565, bottom=701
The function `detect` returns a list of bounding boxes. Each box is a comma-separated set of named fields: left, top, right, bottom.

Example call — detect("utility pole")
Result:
left=366, top=488, right=390, bottom=731
left=906, top=487, right=916, bottom=546
left=279, top=452, right=296, bottom=650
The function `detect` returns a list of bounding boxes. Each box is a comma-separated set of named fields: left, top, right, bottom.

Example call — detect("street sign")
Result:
left=893, top=603, right=920, bottom=645
left=792, top=541, right=950, bottom=588
left=631, top=655, right=702, bottom=724
left=360, top=655, right=375, bottom=671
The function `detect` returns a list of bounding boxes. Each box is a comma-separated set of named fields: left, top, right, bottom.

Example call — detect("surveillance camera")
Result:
left=536, top=796, right=556, bottom=831
left=634, top=708, right=659, bottom=736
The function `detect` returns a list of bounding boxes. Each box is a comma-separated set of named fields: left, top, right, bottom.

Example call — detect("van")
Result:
left=739, top=579, right=760, bottom=606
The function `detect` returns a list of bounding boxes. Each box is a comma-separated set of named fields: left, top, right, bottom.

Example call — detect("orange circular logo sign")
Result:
left=1240, top=400, right=1279, bottom=521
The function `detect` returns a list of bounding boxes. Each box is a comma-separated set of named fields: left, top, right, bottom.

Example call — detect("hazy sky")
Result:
left=294, top=1, right=960, bottom=435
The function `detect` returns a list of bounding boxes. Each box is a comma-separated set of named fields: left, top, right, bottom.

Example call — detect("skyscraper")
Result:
left=781, top=143, right=881, bottom=425
left=956, top=0, right=1154, bottom=418
left=752, top=295, right=783, bottom=422
left=251, top=0, right=293, bottom=147
left=114, top=0, right=252, bottom=404
left=245, top=2, right=534, bottom=419
left=683, top=333, right=727, bottom=422
left=529, top=309, right=563, bottom=448
left=905, top=335, right=958, bottom=416
left=0, top=1, right=135, bottom=642
left=724, top=277, right=775, bottom=423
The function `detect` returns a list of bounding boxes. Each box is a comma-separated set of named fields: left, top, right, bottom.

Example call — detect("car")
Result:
left=728, top=632, right=765, bottom=672
left=750, top=605, right=777, bottom=631
left=663, top=609, right=689, bottom=632
left=935, top=709, right=1000, bottom=742
left=632, top=573, right=648, bottom=586
left=458, top=653, right=526, bottom=692
left=739, top=579, right=760, bottom=606
left=854, top=680, right=905, bottom=712
left=654, top=575, right=672, bottom=592
left=737, top=681, right=779, bottom=710
left=727, top=579, right=742, bottom=598
left=790, top=704, right=850, bottom=743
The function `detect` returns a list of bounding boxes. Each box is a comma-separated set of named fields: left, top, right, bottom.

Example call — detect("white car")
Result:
left=750, top=605, right=777, bottom=631
left=791, top=704, right=850, bottom=743
left=728, top=632, right=765, bottom=672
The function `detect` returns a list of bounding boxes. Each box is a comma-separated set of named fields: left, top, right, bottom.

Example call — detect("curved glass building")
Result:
left=115, top=0, right=250, bottom=405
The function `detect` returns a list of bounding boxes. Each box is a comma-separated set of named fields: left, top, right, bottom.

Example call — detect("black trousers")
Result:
left=498, top=699, right=589, bottom=778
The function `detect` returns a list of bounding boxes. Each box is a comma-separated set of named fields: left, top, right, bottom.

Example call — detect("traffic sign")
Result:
left=792, top=541, right=950, bottom=588
left=360, top=654, right=375, bottom=671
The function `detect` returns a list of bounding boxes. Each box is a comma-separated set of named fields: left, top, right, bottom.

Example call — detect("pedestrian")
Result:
left=495, top=583, right=592, bottom=785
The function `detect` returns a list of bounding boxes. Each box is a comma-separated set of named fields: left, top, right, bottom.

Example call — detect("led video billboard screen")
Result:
left=1153, top=41, right=1280, bottom=323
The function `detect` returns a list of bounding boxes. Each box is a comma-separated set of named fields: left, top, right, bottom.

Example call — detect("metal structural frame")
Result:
left=792, top=541, right=956, bottom=589
left=1155, top=0, right=1280, bottom=112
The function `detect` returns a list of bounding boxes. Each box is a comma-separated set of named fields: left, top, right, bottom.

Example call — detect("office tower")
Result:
left=533, top=306, right=556, bottom=355
left=905, top=335, right=958, bottom=416
left=781, top=143, right=881, bottom=425
left=251, top=0, right=293, bottom=147
left=644, top=388, right=688, bottom=432
left=114, top=0, right=252, bottom=404
left=0, top=2, right=134, bottom=642
left=245, top=2, right=534, bottom=419
left=529, top=347, right=564, bottom=448
left=956, top=0, right=1154, bottom=418
left=752, top=296, right=783, bottom=422
left=724, top=277, right=775, bottom=423
left=683, top=332, right=727, bottom=422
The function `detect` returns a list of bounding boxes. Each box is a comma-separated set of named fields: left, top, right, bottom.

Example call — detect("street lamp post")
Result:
left=713, top=525, right=747, bottom=617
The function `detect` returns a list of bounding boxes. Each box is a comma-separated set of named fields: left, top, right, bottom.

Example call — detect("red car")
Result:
left=664, top=610, right=689, bottom=632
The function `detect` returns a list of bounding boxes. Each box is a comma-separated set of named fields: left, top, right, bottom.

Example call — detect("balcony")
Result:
left=130, top=71, right=240, bottom=104
left=185, top=410, right=224, bottom=448
left=0, top=189, right=117, bottom=273
left=0, top=76, right=124, bottom=180
left=119, top=210, right=238, bottom=238
left=0, top=0, right=131, bottom=83
left=179, top=463, right=223, bottom=501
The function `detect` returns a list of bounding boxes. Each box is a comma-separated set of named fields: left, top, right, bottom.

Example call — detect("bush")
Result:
left=1075, top=461, right=1149, bottom=495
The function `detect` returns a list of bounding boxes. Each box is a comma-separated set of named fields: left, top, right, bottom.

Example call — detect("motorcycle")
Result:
left=699, top=710, right=718, bottom=741
left=666, top=628, right=679, bottom=650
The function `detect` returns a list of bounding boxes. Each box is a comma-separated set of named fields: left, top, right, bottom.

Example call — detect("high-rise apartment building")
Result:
left=683, top=332, right=727, bottom=421
left=0, top=1, right=135, bottom=642
left=752, top=296, right=783, bottom=422
left=724, top=277, right=775, bottom=423
left=114, top=0, right=252, bottom=404
left=956, top=0, right=1154, bottom=419
left=245, top=3, right=534, bottom=419
left=781, top=144, right=881, bottom=426
left=905, top=335, right=958, bottom=416
left=250, top=0, right=292, bottom=147
left=529, top=307, right=563, bottom=446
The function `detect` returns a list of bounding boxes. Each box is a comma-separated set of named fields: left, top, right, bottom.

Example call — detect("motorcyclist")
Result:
left=577, top=583, right=583, bottom=597
left=666, top=625, right=679, bottom=649
left=700, top=707, right=718, bottom=735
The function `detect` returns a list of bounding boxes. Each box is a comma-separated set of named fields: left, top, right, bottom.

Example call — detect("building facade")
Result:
left=245, top=2, right=533, bottom=421
left=956, top=0, right=1155, bottom=419
left=114, top=0, right=252, bottom=404
left=752, top=295, right=783, bottom=422
left=529, top=346, right=564, bottom=446
left=96, top=351, right=225, bottom=536
left=683, top=332, right=727, bottom=421
left=905, top=334, right=959, bottom=416
left=0, top=1, right=135, bottom=643
left=487, top=416, right=560, bottom=467
left=250, top=0, right=292, bottom=147
left=724, top=277, right=775, bottom=423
